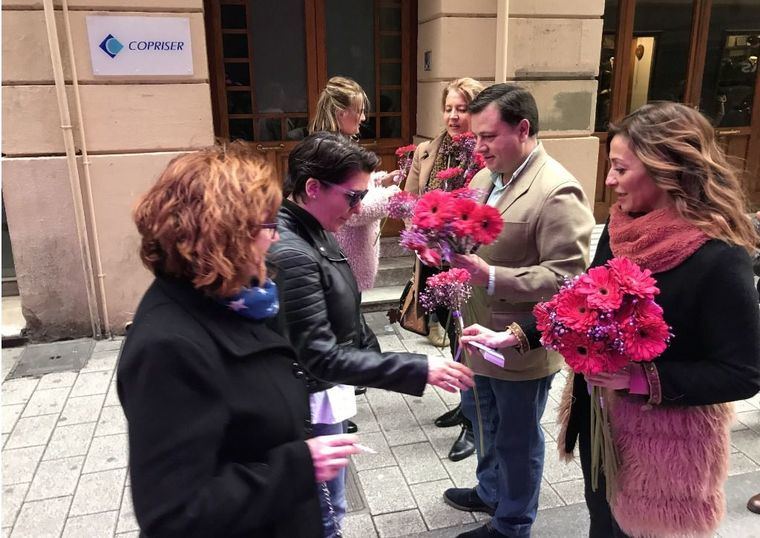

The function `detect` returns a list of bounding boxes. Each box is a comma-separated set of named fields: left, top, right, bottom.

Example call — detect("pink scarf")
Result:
left=608, top=204, right=710, bottom=273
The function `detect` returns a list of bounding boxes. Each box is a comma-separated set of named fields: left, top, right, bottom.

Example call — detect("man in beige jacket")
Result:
left=446, top=84, right=594, bottom=538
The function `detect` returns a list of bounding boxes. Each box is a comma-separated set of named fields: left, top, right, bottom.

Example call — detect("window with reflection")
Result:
left=699, top=0, right=760, bottom=127
left=325, top=0, right=403, bottom=139
left=595, top=1, right=618, bottom=132
left=219, top=0, right=308, bottom=142
left=629, top=1, right=694, bottom=109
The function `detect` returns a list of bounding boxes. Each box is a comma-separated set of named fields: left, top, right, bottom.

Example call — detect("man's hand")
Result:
left=451, top=253, right=489, bottom=286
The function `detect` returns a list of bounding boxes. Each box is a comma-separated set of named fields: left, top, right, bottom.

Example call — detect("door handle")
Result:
left=256, top=143, right=285, bottom=151
left=716, top=129, right=741, bottom=136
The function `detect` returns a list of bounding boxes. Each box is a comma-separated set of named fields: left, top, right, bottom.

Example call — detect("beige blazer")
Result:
left=403, top=132, right=447, bottom=195
left=464, top=144, right=595, bottom=381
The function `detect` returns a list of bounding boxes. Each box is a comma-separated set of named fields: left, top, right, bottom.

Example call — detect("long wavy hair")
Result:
left=134, top=141, right=282, bottom=296
left=309, top=76, right=369, bottom=135
left=608, top=102, right=756, bottom=252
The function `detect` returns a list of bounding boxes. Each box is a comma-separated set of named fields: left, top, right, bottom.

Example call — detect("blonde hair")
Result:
left=441, top=77, right=485, bottom=111
left=309, top=76, right=370, bottom=134
left=609, top=102, right=756, bottom=252
left=134, top=141, right=282, bottom=297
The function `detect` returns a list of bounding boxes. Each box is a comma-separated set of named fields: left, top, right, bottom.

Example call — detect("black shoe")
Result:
left=354, top=386, right=367, bottom=395
left=443, top=487, right=495, bottom=516
left=456, top=523, right=507, bottom=537
left=448, top=423, right=475, bottom=462
left=435, top=404, right=464, bottom=428
left=346, top=420, right=358, bottom=434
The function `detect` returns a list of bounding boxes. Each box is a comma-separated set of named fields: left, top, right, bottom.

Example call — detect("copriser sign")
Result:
left=86, top=15, right=194, bottom=76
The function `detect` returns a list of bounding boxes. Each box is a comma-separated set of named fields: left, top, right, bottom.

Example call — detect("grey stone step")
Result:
left=379, top=236, right=409, bottom=259
left=374, top=255, right=414, bottom=288
left=361, top=285, right=404, bottom=313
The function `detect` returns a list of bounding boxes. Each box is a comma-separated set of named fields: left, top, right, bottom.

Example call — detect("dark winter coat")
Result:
left=268, top=199, right=429, bottom=395
left=117, top=276, right=321, bottom=538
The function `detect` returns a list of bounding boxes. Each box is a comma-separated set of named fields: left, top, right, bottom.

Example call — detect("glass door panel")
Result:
left=699, top=1, right=760, bottom=128
left=595, top=0, right=618, bottom=132
left=629, top=0, right=694, bottom=108
left=324, top=0, right=404, bottom=140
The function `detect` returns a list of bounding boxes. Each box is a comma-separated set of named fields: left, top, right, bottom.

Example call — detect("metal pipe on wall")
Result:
left=42, top=0, right=102, bottom=338
left=61, top=0, right=112, bottom=338
left=495, top=0, right=510, bottom=83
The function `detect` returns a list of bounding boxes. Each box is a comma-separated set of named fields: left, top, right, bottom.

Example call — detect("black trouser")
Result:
left=577, top=406, right=630, bottom=538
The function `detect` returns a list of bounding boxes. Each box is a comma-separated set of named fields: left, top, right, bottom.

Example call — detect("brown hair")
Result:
left=608, top=102, right=756, bottom=252
left=134, top=141, right=282, bottom=296
left=441, top=77, right=485, bottom=111
left=309, top=76, right=369, bottom=134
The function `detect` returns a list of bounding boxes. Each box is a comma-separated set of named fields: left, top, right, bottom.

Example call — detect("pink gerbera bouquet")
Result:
left=419, top=268, right=472, bottom=361
left=395, top=144, right=417, bottom=184
left=533, top=256, right=671, bottom=497
left=399, top=188, right=503, bottom=266
left=434, top=132, right=486, bottom=190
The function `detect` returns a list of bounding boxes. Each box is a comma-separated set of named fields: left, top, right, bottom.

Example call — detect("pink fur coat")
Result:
left=557, top=374, right=734, bottom=538
left=334, top=177, right=400, bottom=292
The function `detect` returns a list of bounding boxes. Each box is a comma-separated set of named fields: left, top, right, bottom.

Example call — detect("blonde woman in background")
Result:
left=310, top=76, right=402, bottom=294
left=403, top=77, right=484, bottom=462
left=309, top=76, right=403, bottom=436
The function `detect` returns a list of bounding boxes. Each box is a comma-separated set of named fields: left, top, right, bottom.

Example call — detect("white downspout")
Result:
left=61, top=0, right=112, bottom=338
left=42, top=0, right=102, bottom=337
left=495, top=0, right=510, bottom=83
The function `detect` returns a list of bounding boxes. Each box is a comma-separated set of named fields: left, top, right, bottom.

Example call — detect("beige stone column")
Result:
left=2, top=0, right=214, bottom=339
left=416, top=0, right=603, bottom=200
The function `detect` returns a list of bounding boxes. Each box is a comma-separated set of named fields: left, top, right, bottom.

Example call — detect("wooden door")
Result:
left=205, top=0, right=417, bottom=234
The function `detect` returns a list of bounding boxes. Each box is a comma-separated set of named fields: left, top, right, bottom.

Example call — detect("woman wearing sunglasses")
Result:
left=268, top=132, right=474, bottom=537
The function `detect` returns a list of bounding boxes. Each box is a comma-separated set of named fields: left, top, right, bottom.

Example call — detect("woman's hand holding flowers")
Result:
left=585, top=362, right=649, bottom=394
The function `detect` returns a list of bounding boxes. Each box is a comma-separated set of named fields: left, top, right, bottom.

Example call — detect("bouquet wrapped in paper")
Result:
left=533, top=257, right=671, bottom=498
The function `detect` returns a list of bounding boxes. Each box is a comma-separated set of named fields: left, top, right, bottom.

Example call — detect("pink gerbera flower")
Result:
left=412, top=190, right=455, bottom=230
left=622, top=315, right=670, bottom=362
left=555, top=290, right=598, bottom=331
left=469, top=205, right=503, bottom=245
left=576, top=266, right=623, bottom=310
left=607, top=257, right=659, bottom=298
left=559, top=332, right=608, bottom=376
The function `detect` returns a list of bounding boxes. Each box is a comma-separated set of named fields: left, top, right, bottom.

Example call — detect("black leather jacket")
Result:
left=268, top=200, right=428, bottom=395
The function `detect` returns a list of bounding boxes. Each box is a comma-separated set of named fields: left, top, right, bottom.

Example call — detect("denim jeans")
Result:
left=311, top=421, right=347, bottom=538
left=461, top=374, right=555, bottom=537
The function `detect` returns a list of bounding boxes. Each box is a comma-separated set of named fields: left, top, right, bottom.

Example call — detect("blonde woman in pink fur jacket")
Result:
left=461, top=102, right=760, bottom=538
left=310, top=76, right=401, bottom=291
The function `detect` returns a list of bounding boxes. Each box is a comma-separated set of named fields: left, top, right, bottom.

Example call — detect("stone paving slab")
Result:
left=3, top=332, right=760, bottom=537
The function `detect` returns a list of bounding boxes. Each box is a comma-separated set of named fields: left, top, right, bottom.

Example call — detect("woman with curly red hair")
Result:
left=118, top=142, right=360, bottom=537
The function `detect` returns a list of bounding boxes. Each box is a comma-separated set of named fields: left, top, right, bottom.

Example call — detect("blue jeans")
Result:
left=461, top=374, right=555, bottom=537
left=311, top=421, right=347, bottom=538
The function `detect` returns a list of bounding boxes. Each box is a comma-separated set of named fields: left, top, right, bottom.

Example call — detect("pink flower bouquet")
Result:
left=533, top=257, right=671, bottom=497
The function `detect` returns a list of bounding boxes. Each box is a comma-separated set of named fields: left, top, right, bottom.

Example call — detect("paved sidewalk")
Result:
left=2, top=315, right=760, bottom=537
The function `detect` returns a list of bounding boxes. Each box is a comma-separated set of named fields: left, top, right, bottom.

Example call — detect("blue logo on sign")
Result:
left=99, top=34, right=124, bottom=58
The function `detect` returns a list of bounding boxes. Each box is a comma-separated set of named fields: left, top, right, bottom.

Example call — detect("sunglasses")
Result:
left=321, top=181, right=369, bottom=208
left=256, top=222, right=278, bottom=238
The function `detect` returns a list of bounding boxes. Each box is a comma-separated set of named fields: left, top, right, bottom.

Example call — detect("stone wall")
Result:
left=2, top=0, right=214, bottom=339
left=416, top=0, right=603, bottom=200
